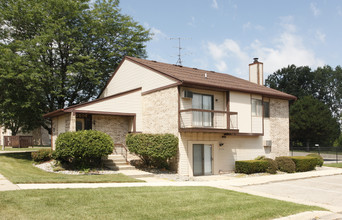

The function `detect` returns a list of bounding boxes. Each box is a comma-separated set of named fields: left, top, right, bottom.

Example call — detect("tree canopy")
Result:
left=265, top=64, right=342, bottom=118
left=266, top=65, right=342, bottom=146
left=0, top=0, right=150, bottom=134
left=290, top=96, right=340, bottom=147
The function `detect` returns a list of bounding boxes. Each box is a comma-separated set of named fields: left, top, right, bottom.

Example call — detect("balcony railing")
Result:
left=179, top=109, right=238, bottom=132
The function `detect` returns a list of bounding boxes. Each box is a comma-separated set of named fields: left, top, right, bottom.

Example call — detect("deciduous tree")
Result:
left=0, top=0, right=150, bottom=134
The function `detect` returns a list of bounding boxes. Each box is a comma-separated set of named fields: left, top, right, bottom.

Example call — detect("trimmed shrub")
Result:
left=235, top=160, right=269, bottom=174
left=275, top=156, right=296, bottom=173
left=306, top=153, right=324, bottom=167
left=290, top=156, right=317, bottom=172
left=54, top=130, right=114, bottom=168
left=264, top=158, right=278, bottom=174
left=31, top=149, right=53, bottom=163
left=126, top=133, right=178, bottom=169
left=254, top=156, right=277, bottom=174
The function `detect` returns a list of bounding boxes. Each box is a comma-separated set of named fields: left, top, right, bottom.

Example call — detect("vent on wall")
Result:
left=182, top=90, right=193, bottom=99
left=264, top=140, right=272, bottom=147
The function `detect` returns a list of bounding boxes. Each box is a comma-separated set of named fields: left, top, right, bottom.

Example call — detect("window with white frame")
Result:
left=251, top=99, right=262, bottom=117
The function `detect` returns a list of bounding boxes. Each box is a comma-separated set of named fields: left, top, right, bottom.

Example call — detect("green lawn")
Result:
left=0, top=153, right=142, bottom=183
left=324, top=163, right=342, bottom=168
left=0, top=146, right=51, bottom=152
left=0, top=186, right=323, bottom=220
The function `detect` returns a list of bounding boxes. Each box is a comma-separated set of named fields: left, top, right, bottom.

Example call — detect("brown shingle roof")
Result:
left=126, top=56, right=296, bottom=100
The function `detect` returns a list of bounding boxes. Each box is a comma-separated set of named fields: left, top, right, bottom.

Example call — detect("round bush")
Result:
left=126, top=133, right=178, bottom=169
left=275, top=156, right=296, bottom=173
left=306, top=153, right=324, bottom=167
left=264, top=158, right=278, bottom=174
left=54, top=130, right=114, bottom=168
left=291, top=156, right=317, bottom=172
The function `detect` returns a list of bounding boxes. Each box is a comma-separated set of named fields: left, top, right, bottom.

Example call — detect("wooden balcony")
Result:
left=179, top=109, right=239, bottom=133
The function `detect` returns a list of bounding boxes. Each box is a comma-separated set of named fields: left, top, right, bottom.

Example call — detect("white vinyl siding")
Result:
left=230, top=91, right=251, bottom=133
left=75, top=90, right=142, bottom=131
left=100, top=60, right=177, bottom=98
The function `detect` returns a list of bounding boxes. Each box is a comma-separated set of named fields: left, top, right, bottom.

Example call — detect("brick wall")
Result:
left=270, top=98, right=290, bottom=157
left=142, top=87, right=179, bottom=135
left=92, top=115, right=130, bottom=145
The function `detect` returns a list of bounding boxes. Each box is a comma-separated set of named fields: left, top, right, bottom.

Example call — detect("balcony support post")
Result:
left=226, top=91, right=230, bottom=129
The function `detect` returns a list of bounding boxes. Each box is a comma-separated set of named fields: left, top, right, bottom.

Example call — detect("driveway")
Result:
left=241, top=175, right=342, bottom=212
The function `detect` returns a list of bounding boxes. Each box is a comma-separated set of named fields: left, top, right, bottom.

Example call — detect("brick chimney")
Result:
left=249, top=58, right=263, bottom=85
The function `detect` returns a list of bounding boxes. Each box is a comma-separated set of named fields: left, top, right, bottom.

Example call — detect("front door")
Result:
left=193, top=144, right=212, bottom=176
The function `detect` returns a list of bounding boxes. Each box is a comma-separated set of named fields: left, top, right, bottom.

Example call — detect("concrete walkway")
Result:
left=2, top=166, right=342, bottom=219
left=0, top=173, right=19, bottom=191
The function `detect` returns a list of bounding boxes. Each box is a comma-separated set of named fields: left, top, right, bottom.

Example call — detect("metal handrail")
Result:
left=114, top=143, right=128, bottom=162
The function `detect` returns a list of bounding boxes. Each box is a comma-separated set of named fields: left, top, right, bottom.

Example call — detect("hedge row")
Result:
left=235, top=155, right=321, bottom=174
left=235, top=160, right=269, bottom=174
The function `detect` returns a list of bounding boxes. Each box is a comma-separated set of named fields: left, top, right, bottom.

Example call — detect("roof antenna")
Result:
left=170, top=37, right=191, bottom=66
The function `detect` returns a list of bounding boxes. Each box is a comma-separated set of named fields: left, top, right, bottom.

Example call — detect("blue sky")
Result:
left=120, top=0, right=342, bottom=80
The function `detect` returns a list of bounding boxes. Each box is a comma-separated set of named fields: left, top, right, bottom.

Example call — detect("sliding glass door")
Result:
left=193, top=144, right=212, bottom=176
left=192, top=94, right=213, bottom=127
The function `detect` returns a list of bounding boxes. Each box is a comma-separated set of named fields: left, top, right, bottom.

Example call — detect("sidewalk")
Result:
left=2, top=166, right=342, bottom=220
left=0, top=173, right=19, bottom=191
left=15, top=166, right=342, bottom=190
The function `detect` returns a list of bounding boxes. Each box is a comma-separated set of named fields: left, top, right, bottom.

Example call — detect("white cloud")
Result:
left=315, top=30, right=326, bottom=43
left=206, top=18, right=324, bottom=78
left=144, top=23, right=167, bottom=41
left=187, top=16, right=196, bottom=27
left=242, top=22, right=251, bottom=30
left=310, top=3, right=321, bottom=16
left=211, top=0, right=218, bottom=9
left=243, top=22, right=264, bottom=31
left=150, top=27, right=167, bottom=41
left=252, top=32, right=324, bottom=75
left=207, top=39, right=249, bottom=73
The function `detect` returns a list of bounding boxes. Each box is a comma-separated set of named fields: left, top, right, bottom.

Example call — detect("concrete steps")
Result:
left=102, top=154, right=154, bottom=178
left=103, top=155, right=135, bottom=171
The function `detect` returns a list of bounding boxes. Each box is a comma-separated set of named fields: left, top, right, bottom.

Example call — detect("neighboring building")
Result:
left=44, top=56, right=296, bottom=176
left=0, top=126, right=51, bottom=146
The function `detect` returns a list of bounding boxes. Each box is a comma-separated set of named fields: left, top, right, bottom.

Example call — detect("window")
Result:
left=76, top=119, right=84, bottom=131
left=76, top=113, right=92, bottom=131
left=263, top=101, right=270, bottom=118
left=192, top=93, right=213, bottom=127
left=252, top=99, right=262, bottom=117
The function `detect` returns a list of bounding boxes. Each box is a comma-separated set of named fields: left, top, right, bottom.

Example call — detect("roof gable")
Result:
left=99, top=58, right=179, bottom=98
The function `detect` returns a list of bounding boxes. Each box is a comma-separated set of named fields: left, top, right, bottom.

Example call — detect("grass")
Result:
left=324, top=163, right=342, bottom=168
left=0, top=186, right=324, bottom=220
left=0, top=153, right=142, bottom=183
left=0, top=146, right=51, bottom=152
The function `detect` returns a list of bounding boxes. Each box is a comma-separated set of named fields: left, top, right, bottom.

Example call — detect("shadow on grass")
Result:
left=0, top=152, right=32, bottom=161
